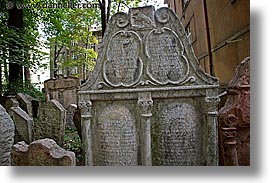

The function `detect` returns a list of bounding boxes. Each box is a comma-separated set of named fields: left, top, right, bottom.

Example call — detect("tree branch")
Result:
left=106, top=0, right=112, bottom=23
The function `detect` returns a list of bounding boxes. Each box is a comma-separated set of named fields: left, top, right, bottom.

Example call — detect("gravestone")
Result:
left=78, top=6, right=219, bottom=166
left=0, top=104, right=15, bottom=166
left=11, top=138, right=75, bottom=166
left=16, top=93, right=40, bottom=118
left=33, top=99, right=66, bottom=146
left=10, top=106, right=33, bottom=144
left=44, top=75, right=80, bottom=109
left=5, top=97, right=19, bottom=114
left=16, top=93, right=33, bottom=117
left=66, top=104, right=77, bottom=129
left=218, top=57, right=250, bottom=166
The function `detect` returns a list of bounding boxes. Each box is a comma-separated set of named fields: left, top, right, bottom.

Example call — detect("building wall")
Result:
left=49, top=31, right=102, bottom=83
left=165, top=0, right=250, bottom=86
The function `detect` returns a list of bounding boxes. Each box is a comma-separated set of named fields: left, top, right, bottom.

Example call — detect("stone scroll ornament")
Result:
left=78, top=6, right=219, bottom=166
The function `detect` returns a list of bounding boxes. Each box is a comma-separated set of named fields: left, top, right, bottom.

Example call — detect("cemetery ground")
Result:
left=64, top=127, right=83, bottom=166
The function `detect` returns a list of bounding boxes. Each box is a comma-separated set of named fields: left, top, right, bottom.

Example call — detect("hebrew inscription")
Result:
left=78, top=6, right=219, bottom=166
left=96, top=105, right=137, bottom=165
left=104, top=31, right=143, bottom=87
left=153, top=103, right=202, bottom=166
left=146, top=28, right=189, bottom=84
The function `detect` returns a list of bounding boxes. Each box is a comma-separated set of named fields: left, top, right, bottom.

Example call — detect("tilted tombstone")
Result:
left=10, top=106, right=33, bottom=144
left=218, top=57, right=250, bottom=166
left=33, top=99, right=66, bottom=146
left=0, top=104, right=15, bottom=166
left=44, top=75, right=80, bottom=109
left=78, top=6, right=220, bottom=166
left=16, top=93, right=33, bottom=117
left=11, top=138, right=75, bottom=166
left=5, top=97, right=19, bottom=115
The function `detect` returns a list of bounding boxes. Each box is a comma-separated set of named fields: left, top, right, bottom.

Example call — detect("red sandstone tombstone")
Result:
left=218, top=57, right=250, bottom=166
left=11, top=138, right=75, bottom=166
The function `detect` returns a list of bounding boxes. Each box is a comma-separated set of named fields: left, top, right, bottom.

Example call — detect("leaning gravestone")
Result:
left=10, top=106, right=33, bottom=144
left=0, top=104, right=15, bottom=166
left=11, top=138, right=75, bottom=166
left=16, top=93, right=33, bottom=117
left=78, top=6, right=219, bottom=166
left=33, top=99, right=66, bottom=147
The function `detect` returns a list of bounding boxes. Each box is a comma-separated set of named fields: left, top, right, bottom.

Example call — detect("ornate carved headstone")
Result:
left=10, top=106, right=33, bottom=144
left=44, top=75, right=80, bottom=109
left=78, top=6, right=219, bottom=166
left=0, top=104, right=15, bottom=166
left=11, top=138, right=75, bottom=166
left=218, top=57, right=250, bottom=166
left=33, top=99, right=66, bottom=146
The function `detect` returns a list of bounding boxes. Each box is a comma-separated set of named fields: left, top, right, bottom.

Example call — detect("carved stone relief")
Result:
left=95, top=105, right=137, bottom=166
left=218, top=57, right=250, bottom=166
left=78, top=6, right=219, bottom=166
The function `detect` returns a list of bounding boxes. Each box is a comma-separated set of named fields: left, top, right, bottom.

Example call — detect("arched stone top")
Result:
left=80, top=6, right=218, bottom=91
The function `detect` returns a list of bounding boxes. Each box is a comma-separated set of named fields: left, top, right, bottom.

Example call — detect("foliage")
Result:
left=64, top=127, right=83, bottom=166
left=0, top=0, right=48, bottom=94
left=1, top=79, right=45, bottom=101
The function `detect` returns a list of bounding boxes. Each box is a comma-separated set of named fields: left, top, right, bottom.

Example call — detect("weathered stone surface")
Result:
left=16, top=93, right=33, bottom=117
left=73, top=107, right=82, bottom=140
left=0, top=96, right=9, bottom=107
left=11, top=138, right=75, bottom=166
left=78, top=6, right=219, bottom=166
left=15, top=93, right=40, bottom=118
left=0, top=104, right=15, bottom=166
left=10, top=106, right=33, bottom=144
left=44, top=75, right=79, bottom=109
left=95, top=105, right=138, bottom=165
left=66, top=104, right=77, bottom=129
left=5, top=97, right=19, bottom=114
left=218, top=57, right=250, bottom=166
left=33, top=99, right=66, bottom=146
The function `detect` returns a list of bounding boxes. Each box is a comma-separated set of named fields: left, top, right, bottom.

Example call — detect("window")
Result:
left=71, top=66, right=78, bottom=75
left=37, top=75, right=40, bottom=81
left=71, top=41, right=77, bottom=46
left=71, top=52, right=78, bottom=59
left=90, top=43, right=95, bottom=49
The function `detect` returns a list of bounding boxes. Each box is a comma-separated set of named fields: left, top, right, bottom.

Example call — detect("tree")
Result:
left=0, top=0, right=47, bottom=95
left=98, top=0, right=141, bottom=37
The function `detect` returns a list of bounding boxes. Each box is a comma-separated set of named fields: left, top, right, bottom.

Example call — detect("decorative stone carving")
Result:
left=0, top=104, right=15, bottom=166
left=152, top=102, right=202, bottom=166
left=95, top=105, right=137, bottom=166
left=79, top=6, right=219, bottom=166
left=103, top=31, right=143, bottom=87
left=218, top=57, right=250, bottom=166
left=44, top=75, right=79, bottom=109
left=33, top=99, right=66, bottom=147
left=11, top=138, right=75, bottom=166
